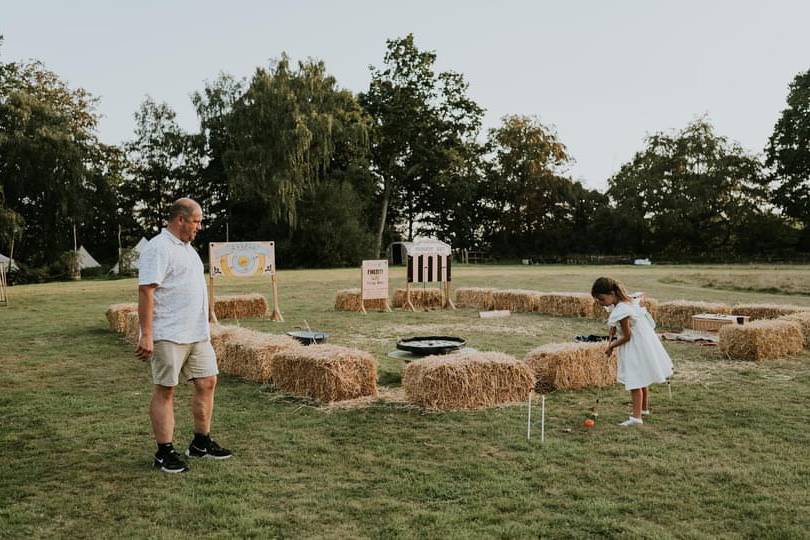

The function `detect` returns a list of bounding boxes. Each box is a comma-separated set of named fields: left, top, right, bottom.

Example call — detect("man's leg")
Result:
left=150, top=341, right=190, bottom=472
left=191, top=375, right=217, bottom=435
left=150, top=384, right=175, bottom=443
left=185, top=341, right=231, bottom=459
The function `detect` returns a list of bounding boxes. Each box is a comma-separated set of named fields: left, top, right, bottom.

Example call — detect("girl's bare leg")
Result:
left=630, top=389, right=643, bottom=419
left=641, top=387, right=649, bottom=411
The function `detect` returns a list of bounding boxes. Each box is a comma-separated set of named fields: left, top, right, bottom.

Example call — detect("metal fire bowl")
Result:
left=396, top=336, right=466, bottom=356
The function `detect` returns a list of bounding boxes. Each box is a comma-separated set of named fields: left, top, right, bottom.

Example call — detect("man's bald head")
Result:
left=167, top=198, right=203, bottom=243
left=168, top=198, right=201, bottom=221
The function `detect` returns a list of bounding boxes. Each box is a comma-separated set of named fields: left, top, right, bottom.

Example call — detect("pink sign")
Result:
left=362, top=260, right=389, bottom=300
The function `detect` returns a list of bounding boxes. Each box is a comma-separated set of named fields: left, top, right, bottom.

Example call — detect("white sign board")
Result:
left=362, top=260, right=389, bottom=300
left=210, top=242, right=275, bottom=279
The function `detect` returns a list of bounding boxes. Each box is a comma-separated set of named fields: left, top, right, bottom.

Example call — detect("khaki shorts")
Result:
left=151, top=340, right=218, bottom=387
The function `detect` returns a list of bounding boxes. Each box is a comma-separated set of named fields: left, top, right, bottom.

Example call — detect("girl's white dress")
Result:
left=608, top=301, right=673, bottom=390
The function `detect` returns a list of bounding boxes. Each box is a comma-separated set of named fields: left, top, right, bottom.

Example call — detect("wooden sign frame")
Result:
left=405, top=252, right=455, bottom=311
left=360, top=259, right=391, bottom=314
left=208, top=241, right=283, bottom=321
left=0, top=263, right=8, bottom=307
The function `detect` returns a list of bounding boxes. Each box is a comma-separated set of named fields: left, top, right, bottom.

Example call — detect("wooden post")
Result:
left=72, top=224, right=81, bottom=280
left=359, top=265, right=367, bottom=314
left=208, top=273, right=216, bottom=323
left=445, top=280, right=456, bottom=310
left=270, top=273, right=284, bottom=321
left=0, top=263, right=8, bottom=306
left=117, top=224, right=123, bottom=274
left=541, top=395, right=545, bottom=444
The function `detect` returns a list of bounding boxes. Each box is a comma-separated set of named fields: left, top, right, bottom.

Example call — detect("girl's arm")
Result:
left=607, top=317, right=632, bottom=355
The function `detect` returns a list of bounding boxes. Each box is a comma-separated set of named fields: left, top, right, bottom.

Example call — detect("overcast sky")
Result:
left=2, top=0, right=809, bottom=190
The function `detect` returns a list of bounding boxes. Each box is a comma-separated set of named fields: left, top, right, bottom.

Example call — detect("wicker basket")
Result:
left=692, top=313, right=749, bottom=332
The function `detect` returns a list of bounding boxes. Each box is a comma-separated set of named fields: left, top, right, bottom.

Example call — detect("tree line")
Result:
left=1, top=34, right=809, bottom=281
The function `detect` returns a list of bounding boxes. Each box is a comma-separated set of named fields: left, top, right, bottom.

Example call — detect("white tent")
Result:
left=112, top=237, right=149, bottom=274
left=0, top=253, right=18, bottom=272
left=77, top=246, right=101, bottom=269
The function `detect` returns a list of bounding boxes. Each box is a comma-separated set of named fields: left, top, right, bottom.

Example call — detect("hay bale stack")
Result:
left=719, top=320, right=804, bottom=361
left=492, top=289, right=542, bottom=312
left=106, top=303, right=137, bottom=333
left=524, top=342, right=617, bottom=393
left=214, top=294, right=269, bottom=320
left=124, top=311, right=140, bottom=344
left=537, top=292, right=594, bottom=318
left=731, top=303, right=810, bottom=320
left=455, top=287, right=497, bottom=310
left=221, top=331, right=300, bottom=382
left=589, top=296, right=659, bottom=320
left=393, top=288, right=444, bottom=309
left=334, top=288, right=388, bottom=312
left=209, top=325, right=255, bottom=366
left=271, top=345, right=377, bottom=402
left=402, top=352, right=535, bottom=411
left=778, top=311, right=810, bottom=348
left=657, top=300, right=732, bottom=328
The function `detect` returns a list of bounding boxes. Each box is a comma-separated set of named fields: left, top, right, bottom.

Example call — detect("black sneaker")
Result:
left=153, top=448, right=189, bottom=473
left=186, top=438, right=233, bottom=460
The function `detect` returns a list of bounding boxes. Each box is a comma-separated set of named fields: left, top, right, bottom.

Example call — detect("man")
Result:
left=135, top=198, right=232, bottom=473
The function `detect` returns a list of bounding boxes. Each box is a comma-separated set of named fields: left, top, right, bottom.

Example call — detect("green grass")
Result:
left=2, top=264, right=810, bottom=538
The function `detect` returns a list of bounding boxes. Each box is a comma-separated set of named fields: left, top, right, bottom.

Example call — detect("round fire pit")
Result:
left=396, top=336, right=466, bottom=356
left=287, top=330, right=329, bottom=345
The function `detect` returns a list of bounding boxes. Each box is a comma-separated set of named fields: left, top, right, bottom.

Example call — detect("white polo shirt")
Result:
left=138, top=228, right=210, bottom=343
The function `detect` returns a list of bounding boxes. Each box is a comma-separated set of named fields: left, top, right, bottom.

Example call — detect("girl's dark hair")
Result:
left=591, top=277, right=631, bottom=302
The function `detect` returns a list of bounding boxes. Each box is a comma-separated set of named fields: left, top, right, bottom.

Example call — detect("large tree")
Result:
left=360, top=34, right=484, bottom=255
left=765, top=69, right=810, bottom=248
left=0, top=42, right=120, bottom=265
left=608, top=118, right=770, bottom=256
left=191, top=73, right=244, bottom=244
left=121, top=97, right=203, bottom=236
left=224, top=55, right=371, bottom=228
left=483, top=115, right=580, bottom=257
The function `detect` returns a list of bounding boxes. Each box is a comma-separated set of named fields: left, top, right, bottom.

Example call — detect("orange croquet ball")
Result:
left=583, top=418, right=595, bottom=429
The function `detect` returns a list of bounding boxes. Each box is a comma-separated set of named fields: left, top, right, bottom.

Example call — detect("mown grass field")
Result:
left=2, top=264, right=810, bottom=539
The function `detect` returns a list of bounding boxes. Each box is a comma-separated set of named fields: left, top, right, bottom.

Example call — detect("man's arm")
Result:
left=136, top=284, right=157, bottom=361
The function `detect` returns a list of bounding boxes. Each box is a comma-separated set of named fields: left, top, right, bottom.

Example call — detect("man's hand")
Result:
left=136, top=334, right=153, bottom=361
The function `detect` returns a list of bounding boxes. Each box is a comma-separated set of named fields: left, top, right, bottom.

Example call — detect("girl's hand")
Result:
left=605, top=344, right=613, bottom=357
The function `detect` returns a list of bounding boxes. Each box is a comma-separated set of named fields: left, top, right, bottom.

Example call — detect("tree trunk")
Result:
left=374, top=180, right=392, bottom=258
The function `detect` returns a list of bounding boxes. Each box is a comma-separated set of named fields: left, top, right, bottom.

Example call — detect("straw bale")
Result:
left=589, top=296, right=659, bottom=320
left=492, top=289, right=543, bottom=312
left=271, top=345, right=378, bottom=402
left=657, top=300, right=732, bottom=328
left=209, top=325, right=260, bottom=368
left=524, top=342, right=617, bottom=393
left=719, top=319, right=804, bottom=361
left=731, top=303, right=810, bottom=320
left=214, top=294, right=269, bottom=319
left=221, top=331, right=300, bottom=382
left=537, top=292, right=594, bottom=318
left=106, top=303, right=137, bottom=333
left=334, top=288, right=388, bottom=312
left=778, top=311, right=810, bottom=348
left=124, top=311, right=140, bottom=344
left=455, top=287, right=497, bottom=310
left=402, top=351, right=535, bottom=411
left=393, top=288, right=444, bottom=309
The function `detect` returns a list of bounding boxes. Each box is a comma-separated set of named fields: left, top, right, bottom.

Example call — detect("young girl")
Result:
left=591, top=277, right=673, bottom=426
